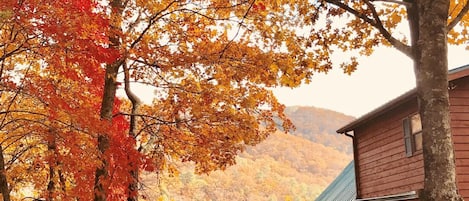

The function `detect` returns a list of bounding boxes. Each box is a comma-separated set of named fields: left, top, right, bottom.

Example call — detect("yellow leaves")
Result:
left=285, top=195, right=294, bottom=201
left=449, top=0, right=467, bottom=23
left=279, top=73, right=299, bottom=88
left=0, top=10, right=13, bottom=22
left=340, top=57, right=359, bottom=75
left=269, top=63, right=279, bottom=74
left=448, top=25, right=469, bottom=45
left=385, top=9, right=403, bottom=29
left=3, top=0, right=403, bottom=198
left=178, top=41, right=190, bottom=53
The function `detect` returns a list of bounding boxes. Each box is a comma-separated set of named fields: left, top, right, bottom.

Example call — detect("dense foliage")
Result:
left=0, top=0, right=327, bottom=200
left=3, top=0, right=468, bottom=200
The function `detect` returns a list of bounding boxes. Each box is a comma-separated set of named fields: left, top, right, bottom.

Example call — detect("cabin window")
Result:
left=403, top=113, right=422, bottom=157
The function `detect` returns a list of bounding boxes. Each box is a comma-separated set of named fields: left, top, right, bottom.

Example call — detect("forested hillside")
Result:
left=142, top=106, right=355, bottom=200
left=285, top=106, right=355, bottom=154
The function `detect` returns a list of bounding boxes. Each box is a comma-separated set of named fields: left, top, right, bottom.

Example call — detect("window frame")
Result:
left=403, top=113, right=422, bottom=157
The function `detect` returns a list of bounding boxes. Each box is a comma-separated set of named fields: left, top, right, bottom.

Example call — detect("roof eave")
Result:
left=336, top=64, right=469, bottom=134
left=336, top=88, right=417, bottom=133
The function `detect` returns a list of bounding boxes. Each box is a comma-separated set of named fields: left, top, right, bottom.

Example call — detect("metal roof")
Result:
left=316, top=161, right=356, bottom=201
left=337, top=64, right=469, bottom=134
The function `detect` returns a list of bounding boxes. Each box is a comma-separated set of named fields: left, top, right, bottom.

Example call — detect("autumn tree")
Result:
left=1, top=0, right=124, bottom=200
left=0, top=45, right=111, bottom=199
left=252, top=0, right=468, bottom=200
left=5, top=0, right=328, bottom=200
left=93, top=0, right=333, bottom=200
left=9, top=0, right=467, bottom=200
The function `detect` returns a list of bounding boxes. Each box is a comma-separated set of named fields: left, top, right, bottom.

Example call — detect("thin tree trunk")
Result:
left=416, top=0, right=463, bottom=200
left=123, top=63, right=141, bottom=201
left=46, top=128, right=65, bottom=200
left=94, top=0, right=124, bottom=200
left=0, top=145, right=10, bottom=201
left=47, top=130, right=57, bottom=201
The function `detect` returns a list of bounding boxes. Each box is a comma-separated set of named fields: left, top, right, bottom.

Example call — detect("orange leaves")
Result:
left=384, top=7, right=404, bottom=29
left=109, top=1, right=313, bottom=181
left=2, top=0, right=400, bottom=199
left=448, top=0, right=469, bottom=46
left=0, top=1, right=122, bottom=199
left=340, top=56, right=359, bottom=75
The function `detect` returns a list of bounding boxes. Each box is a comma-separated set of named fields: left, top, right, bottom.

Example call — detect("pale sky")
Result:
left=273, top=46, right=469, bottom=117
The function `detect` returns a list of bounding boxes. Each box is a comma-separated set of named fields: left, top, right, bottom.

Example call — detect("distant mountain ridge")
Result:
left=285, top=106, right=355, bottom=154
left=141, top=106, right=355, bottom=200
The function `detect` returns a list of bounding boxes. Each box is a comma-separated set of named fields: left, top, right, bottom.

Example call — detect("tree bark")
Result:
left=123, top=63, right=141, bottom=201
left=94, top=46, right=120, bottom=201
left=47, top=130, right=57, bottom=201
left=416, top=0, right=463, bottom=200
left=94, top=56, right=120, bottom=201
left=0, top=145, right=10, bottom=201
left=46, top=128, right=65, bottom=200
left=94, top=0, right=124, bottom=200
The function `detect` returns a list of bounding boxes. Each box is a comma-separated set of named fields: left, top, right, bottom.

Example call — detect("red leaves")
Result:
left=96, top=45, right=121, bottom=64
left=252, top=2, right=266, bottom=11
left=1, top=0, right=310, bottom=199
left=71, top=0, right=93, bottom=12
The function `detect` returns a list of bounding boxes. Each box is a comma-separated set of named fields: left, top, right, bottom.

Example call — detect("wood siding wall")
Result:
left=355, top=99, right=424, bottom=198
left=354, top=76, right=469, bottom=200
left=450, top=77, right=469, bottom=199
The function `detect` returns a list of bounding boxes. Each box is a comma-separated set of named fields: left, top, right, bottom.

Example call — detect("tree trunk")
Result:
left=416, top=1, right=463, bottom=200
left=94, top=0, right=124, bottom=201
left=123, top=63, right=141, bottom=201
left=46, top=128, right=65, bottom=200
left=94, top=59, right=120, bottom=201
left=47, top=130, right=57, bottom=201
left=0, top=145, right=10, bottom=201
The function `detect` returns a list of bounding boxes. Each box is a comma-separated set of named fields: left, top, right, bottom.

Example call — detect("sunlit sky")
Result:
left=273, top=45, right=469, bottom=117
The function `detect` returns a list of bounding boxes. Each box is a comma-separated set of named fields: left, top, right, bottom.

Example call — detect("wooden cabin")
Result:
left=336, top=65, right=469, bottom=200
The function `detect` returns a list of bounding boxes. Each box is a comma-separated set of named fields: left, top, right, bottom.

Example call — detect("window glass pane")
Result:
left=411, top=114, right=422, bottom=133
left=403, top=118, right=413, bottom=156
left=405, top=136, right=413, bottom=156
left=414, top=132, right=423, bottom=151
